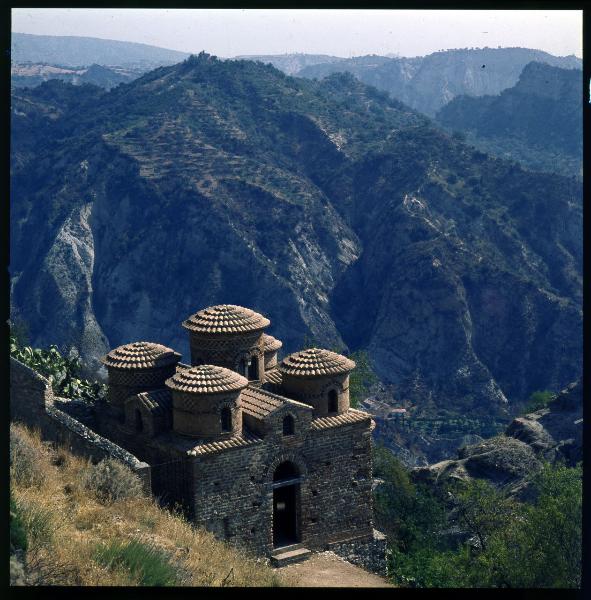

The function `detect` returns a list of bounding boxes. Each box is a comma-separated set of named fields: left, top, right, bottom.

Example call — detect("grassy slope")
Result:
left=10, top=423, right=279, bottom=587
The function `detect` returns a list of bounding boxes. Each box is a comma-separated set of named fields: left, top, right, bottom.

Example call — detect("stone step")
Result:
left=270, top=546, right=312, bottom=567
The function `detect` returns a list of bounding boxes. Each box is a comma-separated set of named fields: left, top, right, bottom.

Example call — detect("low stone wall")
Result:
left=10, top=356, right=151, bottom=493
left=10, top=357, right=55, bottom=430
left=328, top=529, right=388, bottom=576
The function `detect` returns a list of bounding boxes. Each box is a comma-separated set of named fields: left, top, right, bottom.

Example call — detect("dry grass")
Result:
left=10, top=423, right=280, bottom=587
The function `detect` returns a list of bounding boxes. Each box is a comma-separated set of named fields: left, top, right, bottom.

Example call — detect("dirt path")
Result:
left=276, top=551, right=394, bottom=588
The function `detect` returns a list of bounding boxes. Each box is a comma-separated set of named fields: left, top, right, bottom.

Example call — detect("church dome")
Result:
left=182, top=304, right=270, bottom=334
left=263, top=334, right=282, bottom=352
left=279, top=348, right=356, bottom=377
left=165, top=364, right=248, bottom=394
left=102, top=341, right=181, bottom=370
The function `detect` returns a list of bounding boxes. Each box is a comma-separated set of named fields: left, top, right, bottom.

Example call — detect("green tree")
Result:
left=475, top=462, right=582, bottom=588
left=524, top=390, right=555, bottom=413
left=349, top=350, right=378, bottom=408
left=449, top=478, right=518, bottom=553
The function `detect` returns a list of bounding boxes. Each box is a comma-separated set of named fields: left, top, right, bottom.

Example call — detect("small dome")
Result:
left=182, top=304, right=270, bottom=334
left=102, top=342, right=181, bottom=370
left=279, top=348, right=356, bottom=377
left=165, top=364, right=248, bottom=394
left=263, top=334, right=282, bottom=352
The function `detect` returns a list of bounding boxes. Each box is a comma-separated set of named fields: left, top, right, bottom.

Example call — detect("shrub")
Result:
left=10, top=555, right=28, bottom=586
left=83, top=458, right=145, bottom=504
left=524, top=390, right=555, bottom=413
left=93, top=539, right=179, bottom=586
left=10, top=495, right=28, bottom=553
left=10, top=333, right=107, bottom=404
left=10, top=424, right=48, bottom=488
left=13, top=497, right=57, bottom=547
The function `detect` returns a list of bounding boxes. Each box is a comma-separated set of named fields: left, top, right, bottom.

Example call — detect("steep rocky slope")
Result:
left=436, top=62, right=582, bottom=178
left=11, top=54, right=582, bottom=423
left=412, top=380, right=582, bottom=497
left=297, top=47, right=581, bottom=116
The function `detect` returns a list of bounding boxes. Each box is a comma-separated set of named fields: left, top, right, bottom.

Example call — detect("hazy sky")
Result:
left=12, top=8, right=582, bottom=59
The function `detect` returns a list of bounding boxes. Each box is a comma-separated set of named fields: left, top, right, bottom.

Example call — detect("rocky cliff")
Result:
left=412, top=380, right=582, bottom=497
left=11, top=54, right=582, bottom=425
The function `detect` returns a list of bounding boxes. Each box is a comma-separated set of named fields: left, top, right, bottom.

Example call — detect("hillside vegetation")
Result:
left=10, top=423, right=279, bottom=587
left=374, top=446, right=582, bottom=588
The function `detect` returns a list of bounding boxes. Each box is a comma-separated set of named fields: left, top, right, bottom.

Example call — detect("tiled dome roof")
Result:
left=102, top=342, right=181, bottom=370
left=182, top=304, right=270, bottom=334
left=165, top=364, right=248, bottom=394
left=263, top=334, right=282, bottom=352
left=279, top=348, right=356, bottom=377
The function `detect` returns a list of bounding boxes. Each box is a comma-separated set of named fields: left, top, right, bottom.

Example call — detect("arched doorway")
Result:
left=272, top=461, right=300, bottom=548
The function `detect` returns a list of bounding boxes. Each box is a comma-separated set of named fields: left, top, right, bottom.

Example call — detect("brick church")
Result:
left=96, top=304, right=380, bottom=563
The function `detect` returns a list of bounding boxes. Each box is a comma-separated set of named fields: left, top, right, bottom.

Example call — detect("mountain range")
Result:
left=10, top=54, right=582, bottom=431
left=296, top=47, right=581, bottom=116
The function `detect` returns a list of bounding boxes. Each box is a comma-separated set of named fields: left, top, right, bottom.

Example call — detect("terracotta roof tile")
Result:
left=264, top=367, right=283, bottom=386
left=188, top=431, right=262, bottom=456
left=182, top=304, right=270, bottom=335
left=241, top=386, right=286, bottom=418
left=280, top=348, right=355, bottom=377
left=135, top=388, right=172, bottom=416
left=263, top=334, right=282, bottom=352
left=102, top=341, right=181, bottom=370
left=311, top=409, right=372, bottom=430
left=165, top=364, right=248, bottom=394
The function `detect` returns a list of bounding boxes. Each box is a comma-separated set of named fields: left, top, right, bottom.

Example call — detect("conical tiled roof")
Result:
left=165, top=364, right=248, bottom=394
left=102, top=342, right=181, bottom=370
left=279, top=348, right=356, bottom=377
left=263, top=334, right=282, bottom=352
left=182, top=304, right=270, bottom=334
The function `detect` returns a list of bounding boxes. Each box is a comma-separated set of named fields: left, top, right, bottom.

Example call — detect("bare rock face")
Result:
left=411, top=380, right=582, bottom=496
left=505, top=380, right=582, bottom=465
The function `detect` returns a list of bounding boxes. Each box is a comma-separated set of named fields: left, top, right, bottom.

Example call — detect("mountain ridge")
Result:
left=12, top=32, right=190, bottom=68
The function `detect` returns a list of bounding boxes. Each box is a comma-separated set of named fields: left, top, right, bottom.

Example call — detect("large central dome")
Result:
left=279, top=348, right=356, bottom=377
left=182, top=304, right=270, bottom=334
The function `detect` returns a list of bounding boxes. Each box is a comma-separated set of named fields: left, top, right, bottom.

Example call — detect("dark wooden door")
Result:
left=273, top=484, right=297, bottom=547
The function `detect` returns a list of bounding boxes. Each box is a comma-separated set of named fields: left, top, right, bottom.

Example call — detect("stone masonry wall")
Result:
left=328, top=529, right=388, bottom=576
left=10, top=357, right=151, bottom=492
left=190, top=413, right=375, bottom=558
